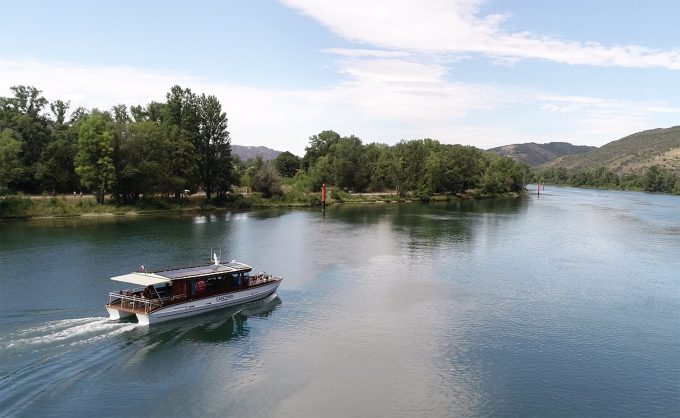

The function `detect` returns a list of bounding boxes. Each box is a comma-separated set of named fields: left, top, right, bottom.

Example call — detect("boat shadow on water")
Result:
left=129, top=294, right=282, bottom=348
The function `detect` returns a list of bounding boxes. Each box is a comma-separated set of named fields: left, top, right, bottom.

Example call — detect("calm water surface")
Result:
left=1, top=187, right=679, bottom=417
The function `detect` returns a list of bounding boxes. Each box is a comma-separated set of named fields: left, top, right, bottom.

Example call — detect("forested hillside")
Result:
left=545, top=126, right=680, bottom=174
left=533, top=126, right=680, bottom=194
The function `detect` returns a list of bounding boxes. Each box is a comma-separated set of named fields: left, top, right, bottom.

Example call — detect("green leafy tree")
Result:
left=364, top=142, right=391, bottom=191
left=302, top=130, right=340, bottom=170
left=165, top=86, right=200, bottom=134
left=35, top=139, right=77, bottom=192
left=275, top=151, right=301, bottom=177
left=481, top=155, right=528, bottom=194
left=117, top=120, right=166, bottom=200
left=0, top=86, right=51, bottom=192
left=329, top=136, right=367, bottom=191
left=308, top=155, right=332, bottom=191
left=197, top=94, right=233, bottom=199
left=643, top=164, right=677, bottom=193
left=0, top=129, right=23, bottom=193
left=110, top=104, right=131, bottom=202
left=160, top=125, right=197, bottom=198
left=251, top=159, right=282, bottom=198
left=75, top=111, right=115, bottom=203
left=385, top=144, right=407, bottom=196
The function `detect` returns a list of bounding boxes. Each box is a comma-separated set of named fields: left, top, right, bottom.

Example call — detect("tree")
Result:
left=110, top=104, right=131, bottom=202
left=481, top=155, right=528, bottom=194
left=308, top=155, right=332, bottom=191
left=197, top=94, right=233, bottom=199
left=368, top=143, right=394, bottom=191
left=0, top=86, right=51, bottom=192
left=329, top=135, right=368, bottom=191
left=251, top=159, right=282, bottom=198
left=275, top=151, right=301, bottom=177
left=0, top=129, right=23, bottom=193
left=36, top=100, right=79, bottom=192
left=74, top=111, right=115, bottom=203
left=302, top=130, right=340, bottom=170
left=156, top=124, right=197, bottom=198
left=117, top=120, right=165, bottom=200
left=644, top=164, right=677, bottom=193
left=35, top=138, right=77, bottom=192
left=165, top=86, right=200, bottom=134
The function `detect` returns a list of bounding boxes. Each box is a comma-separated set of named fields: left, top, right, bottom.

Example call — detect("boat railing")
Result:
left=249, top=272, right=281, bottom=286
left=108, top=292, right=185, bottom=313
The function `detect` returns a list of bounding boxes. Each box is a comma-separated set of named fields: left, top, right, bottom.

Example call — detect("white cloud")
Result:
left=282, top=0, right=680, bottom=69
left=323, top=48, right=411, bottom=59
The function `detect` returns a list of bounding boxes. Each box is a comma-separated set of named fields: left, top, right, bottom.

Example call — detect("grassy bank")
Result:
left=0, top=190, right=525, bottom=220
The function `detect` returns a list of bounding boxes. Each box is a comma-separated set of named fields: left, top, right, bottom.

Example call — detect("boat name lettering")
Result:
left=216, top=294, right=233, bottom=302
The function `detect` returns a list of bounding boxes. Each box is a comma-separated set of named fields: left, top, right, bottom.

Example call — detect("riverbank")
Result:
left=0, top=190, right=524, bottom=220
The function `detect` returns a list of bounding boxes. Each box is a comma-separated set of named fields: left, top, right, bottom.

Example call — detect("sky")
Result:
left=1, top=0, right=679, bottom=156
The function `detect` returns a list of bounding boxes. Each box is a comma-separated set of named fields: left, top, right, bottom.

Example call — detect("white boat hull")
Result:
left=106, top=306, right=135, bottom=320
left=133, top=281, right=280, bottom=325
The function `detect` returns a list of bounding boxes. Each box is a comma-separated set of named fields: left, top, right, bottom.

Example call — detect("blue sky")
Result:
left=2, top=0, right=679, bottom=155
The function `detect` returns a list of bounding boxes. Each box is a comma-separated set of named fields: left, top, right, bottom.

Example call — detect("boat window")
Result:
left=231, top=273, right=242, bottom=286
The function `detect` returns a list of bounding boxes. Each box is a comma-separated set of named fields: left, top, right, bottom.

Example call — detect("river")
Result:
left=1, top=186, right=679, bottom=417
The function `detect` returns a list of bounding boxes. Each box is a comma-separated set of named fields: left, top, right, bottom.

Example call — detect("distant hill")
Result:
left=231, top=145, right=282, bottom=161
left=542, top=126, right=680, bottom=175
left=487, top=142, right=596, bottom=166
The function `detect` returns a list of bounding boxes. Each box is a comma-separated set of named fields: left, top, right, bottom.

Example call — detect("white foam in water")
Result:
left=71, top=323, right=138, bottom=346
left=3, top=317, right=137, bottom=349
left=6, top=317, right=99, bottom=339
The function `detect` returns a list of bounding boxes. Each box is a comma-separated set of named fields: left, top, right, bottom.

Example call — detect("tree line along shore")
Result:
left=1, top=84, right=532, bottom=219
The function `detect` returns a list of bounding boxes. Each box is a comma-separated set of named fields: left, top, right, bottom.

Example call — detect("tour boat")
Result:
left=105, top=255, right=282, bottom=325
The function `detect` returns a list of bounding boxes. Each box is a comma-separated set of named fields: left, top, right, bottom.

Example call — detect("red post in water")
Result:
left=321, top=183, right=327, bottom=209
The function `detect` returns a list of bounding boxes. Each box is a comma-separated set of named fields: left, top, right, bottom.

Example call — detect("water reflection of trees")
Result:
left=324, top=198, right=527, bottom=250
left=325, top=203, right=396, bottom=225
left=392, top=198, right=528, bottom=250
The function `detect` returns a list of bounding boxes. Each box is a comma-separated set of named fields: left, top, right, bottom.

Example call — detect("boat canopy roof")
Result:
left=111, top=272, right=172, bottom=286
left=154, top=261, right=252, bottom=280
left=111, top=262, right=253, bottom=286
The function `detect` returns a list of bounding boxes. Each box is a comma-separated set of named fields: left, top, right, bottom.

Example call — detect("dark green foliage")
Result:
left=0, top=129, right=23, bottom=193
left=0, top=86, right=52, bottom=192
left=197, top=94, right=234, bottom=199
left=481, top=156, right=528, bottom=194
left=275, top=151, right=301, bottom=177
left=74, top=110, right=115, bottom=203
left=302, top=130, right=340, bottom=170
left=300, top=131, right=529, bottom=197
left=250, top=158, right=282, bottom=198
left=533, top=164, right=679, bottom=195
left=0, top=84, right=236, bottom=202
left=643, top=165, right=678, bottom=193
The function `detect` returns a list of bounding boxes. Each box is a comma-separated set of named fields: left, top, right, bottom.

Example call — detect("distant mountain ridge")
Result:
left=487, top=142, right=596, bottom=166
left=543, top=126, right=680, bottom=175
left=231, top=145, right=282, bottom=161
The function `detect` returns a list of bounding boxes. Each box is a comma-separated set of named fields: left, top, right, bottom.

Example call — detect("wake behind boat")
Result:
left=105, top=254, right=282, bottom=325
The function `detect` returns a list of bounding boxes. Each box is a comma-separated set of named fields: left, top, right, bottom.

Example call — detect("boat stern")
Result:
left=106, top=305, right=134, bottom=320
left=136, top=313, right=150, bottom=326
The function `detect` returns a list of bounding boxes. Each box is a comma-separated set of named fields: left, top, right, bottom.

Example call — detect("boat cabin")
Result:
left=107, top=261, right=276, bottom=315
